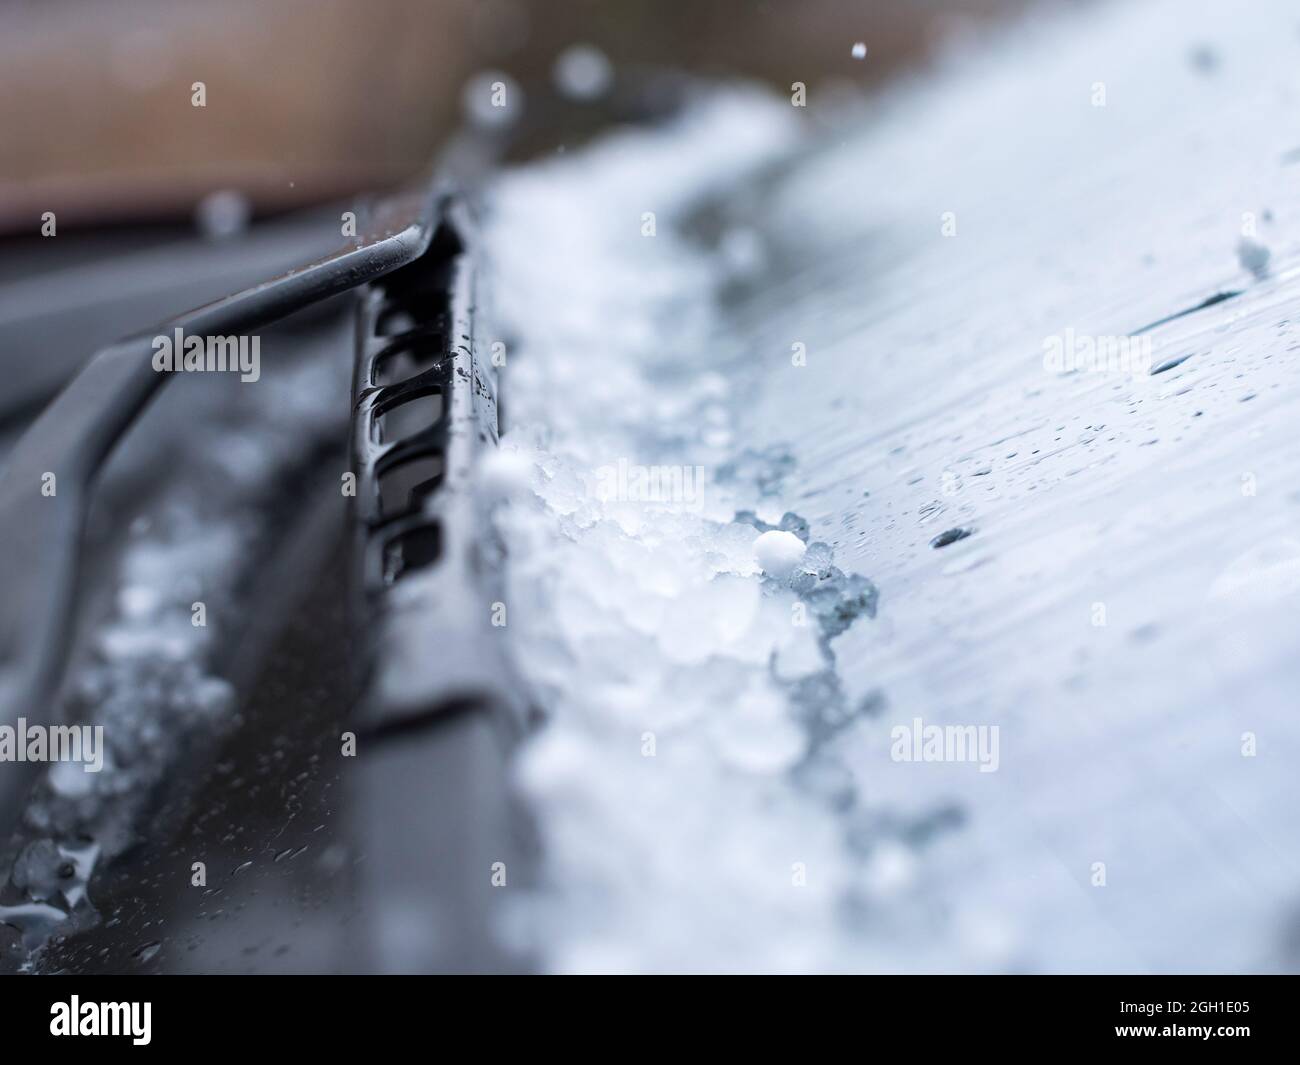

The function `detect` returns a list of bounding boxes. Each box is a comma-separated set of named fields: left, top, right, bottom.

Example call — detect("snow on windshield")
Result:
left=484, top=0, right=1300, bottom=973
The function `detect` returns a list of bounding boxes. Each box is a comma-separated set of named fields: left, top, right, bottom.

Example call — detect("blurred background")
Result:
left=0, top=0, right=1026, bottom=234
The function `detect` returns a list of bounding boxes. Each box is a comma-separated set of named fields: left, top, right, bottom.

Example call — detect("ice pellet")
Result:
left=753, top=529, right=807, bottom=579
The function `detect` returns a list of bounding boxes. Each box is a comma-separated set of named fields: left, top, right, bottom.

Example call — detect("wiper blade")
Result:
left=0, top=186, right=439, bottom=837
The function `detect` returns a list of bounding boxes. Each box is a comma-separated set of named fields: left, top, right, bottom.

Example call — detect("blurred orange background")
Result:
left=0, top=0, right=1023, bottom=233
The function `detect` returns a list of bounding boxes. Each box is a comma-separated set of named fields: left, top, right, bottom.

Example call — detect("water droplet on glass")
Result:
left=133, top=941, right=162, bottom=963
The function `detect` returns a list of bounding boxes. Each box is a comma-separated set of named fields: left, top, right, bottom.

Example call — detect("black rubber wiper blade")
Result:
left=344, top=198, right=534, bottom=972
